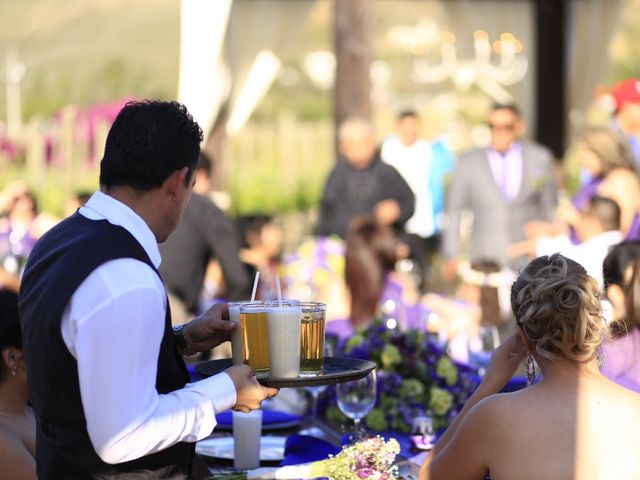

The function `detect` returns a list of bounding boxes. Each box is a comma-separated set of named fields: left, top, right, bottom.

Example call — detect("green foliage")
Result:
left=0, top=159, right=98, bottom=218
left=225, top=119, right=332, bottom=216
left=326, top=405, right=348, bottom=425
left=365, top=408, right=389, bottom=431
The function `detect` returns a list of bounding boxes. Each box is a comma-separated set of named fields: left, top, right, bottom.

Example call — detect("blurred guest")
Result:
left=442, top=103, right=557, bottom=280
left=159, top=152, right=251, bottom=324
left=345, top=215, right=418, bottom=328
left=0, top=289, right=34, bottom=478
left=526, top=126, right=640, bottom=244
left=315, top=117, right=415, bottom=239
left=610, top=78, right=640, bottom=166
left=601, top=258, right=640, bottom=392
left=381, top=110, right=454, bottom=289
left=236, top=214, right=284, bottom=301
left=0, top=183, right=57, bottom=293
left=511, top=196, right=623, bottom=290
left=64, top=190, right=92, bottom=217
left=602, top=240, right=640, bottom=323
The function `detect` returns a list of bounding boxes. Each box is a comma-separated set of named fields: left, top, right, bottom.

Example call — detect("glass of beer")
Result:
left=239, top=302, right=270, bottom=373
left=229, top=301, right=262, bottom=366
left=299, top=302, right=326, bottom=376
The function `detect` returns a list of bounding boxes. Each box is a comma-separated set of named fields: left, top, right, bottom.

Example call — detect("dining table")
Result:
left=196, top=408, right=423, bottom=479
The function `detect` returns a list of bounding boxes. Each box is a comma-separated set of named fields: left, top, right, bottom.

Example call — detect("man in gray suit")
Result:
left=442, top=104, right=558, bottom=280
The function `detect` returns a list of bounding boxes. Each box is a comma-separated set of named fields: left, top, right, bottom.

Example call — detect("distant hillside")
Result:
left=0, top=0, right=180, bottom=119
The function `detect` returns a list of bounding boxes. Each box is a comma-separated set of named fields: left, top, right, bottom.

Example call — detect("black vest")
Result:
left=20, top=213, right=193, bottom=479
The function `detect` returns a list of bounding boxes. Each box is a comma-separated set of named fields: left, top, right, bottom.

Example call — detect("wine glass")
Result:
left=467, top=325, right=500, bottom=376
left=302, top=344, right=333, bottom=437
left=336, top=370, right=377, bottom=441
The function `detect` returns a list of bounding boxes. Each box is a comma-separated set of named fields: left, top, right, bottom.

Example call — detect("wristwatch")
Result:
left=172, top=324, right=197, bottom=356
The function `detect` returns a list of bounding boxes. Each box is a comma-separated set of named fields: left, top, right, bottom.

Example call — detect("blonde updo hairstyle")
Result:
left=510, top=254, right=603, bottom=362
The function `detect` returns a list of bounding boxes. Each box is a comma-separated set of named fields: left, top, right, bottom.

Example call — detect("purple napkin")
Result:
left=279, top=434, right=340, bottom=466
left=215, top=410, right=302, bottom=428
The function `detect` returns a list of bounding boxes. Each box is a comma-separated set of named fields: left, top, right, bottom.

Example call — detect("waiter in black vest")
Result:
left=19, top=100, right=278, bottom=479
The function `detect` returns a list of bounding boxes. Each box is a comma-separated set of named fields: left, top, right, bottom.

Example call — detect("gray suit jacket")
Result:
left=442, top=141, right=557, bottom=270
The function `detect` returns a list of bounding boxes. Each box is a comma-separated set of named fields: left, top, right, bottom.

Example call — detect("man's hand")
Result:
left=183, top=303, right=236, bottom=352
left=441, top=259, right=459, bottom=283
left=224, top=365, right=279, bottom=412
left=374, top=199, right=401, bottom=226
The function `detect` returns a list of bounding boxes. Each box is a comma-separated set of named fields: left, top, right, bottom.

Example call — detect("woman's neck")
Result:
left=0, top=379, right=29, bottom=416
left=537, top=356, right=603, bottom=385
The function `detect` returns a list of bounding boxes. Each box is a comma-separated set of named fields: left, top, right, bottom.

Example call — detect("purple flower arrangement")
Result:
left=326, top=320, right=480, bottom=432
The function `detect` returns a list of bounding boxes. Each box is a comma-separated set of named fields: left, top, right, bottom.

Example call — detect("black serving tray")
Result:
left=195, top=356, right=376, bottom=388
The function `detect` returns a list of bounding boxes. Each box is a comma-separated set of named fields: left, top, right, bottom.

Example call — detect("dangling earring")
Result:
left=526, top=354, right=536, bottom=386
left=596, top=346, right=606, bottom=368
left=11, top=368, right=16, bottom=377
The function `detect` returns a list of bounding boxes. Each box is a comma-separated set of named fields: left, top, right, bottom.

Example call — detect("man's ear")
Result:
left=515, top=118, right=526, bottom=137
left=164, top=167, right=190, bottom=198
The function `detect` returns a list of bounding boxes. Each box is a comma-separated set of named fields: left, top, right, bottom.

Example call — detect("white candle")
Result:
left=233, top=410, right=263, bottom=470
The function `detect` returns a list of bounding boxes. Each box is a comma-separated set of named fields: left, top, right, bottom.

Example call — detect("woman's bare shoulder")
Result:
left=0, top=425, right=35, bottom=479
left=465, top=390, right=530, bottom=432
left=604, top=168, right=640, bottom=187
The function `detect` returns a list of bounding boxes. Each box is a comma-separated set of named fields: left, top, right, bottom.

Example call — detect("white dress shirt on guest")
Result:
left=536, top=229, right=624, bottom=290
left=381, top=135, right=435, bottom=238
left=60, top=191, right=236, bottom=464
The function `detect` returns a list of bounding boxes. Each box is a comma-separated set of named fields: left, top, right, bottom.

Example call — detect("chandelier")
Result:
left=389, top=20, right=528, bottom=103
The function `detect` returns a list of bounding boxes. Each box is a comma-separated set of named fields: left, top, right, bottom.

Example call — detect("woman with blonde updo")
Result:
left=420, top=254, right=640, bottom=480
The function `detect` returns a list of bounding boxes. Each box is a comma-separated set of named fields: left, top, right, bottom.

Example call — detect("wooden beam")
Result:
left=534, top=0, right=568, bottom=159
left=334, top=0, right=372, bottom=128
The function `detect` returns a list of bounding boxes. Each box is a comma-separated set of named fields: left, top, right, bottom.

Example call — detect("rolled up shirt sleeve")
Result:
left=62, top=258, right=237, bottom=465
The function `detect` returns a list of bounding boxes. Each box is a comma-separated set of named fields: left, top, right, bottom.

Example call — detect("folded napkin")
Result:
left=215, top=410, right=302, bottom=428
left=279, top=434, right=340, bottom=466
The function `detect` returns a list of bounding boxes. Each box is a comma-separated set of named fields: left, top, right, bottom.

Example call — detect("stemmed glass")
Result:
left=336, top=370, right=377, bottom=441
left=467, top=324, right=500, bottom=376
left=302, top=344, right=333, bottom=437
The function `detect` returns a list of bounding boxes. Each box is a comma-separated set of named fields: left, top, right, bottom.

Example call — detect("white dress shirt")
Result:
left=381, top=135, right=435, bottom=238
left=536, top=229, right=624, bottom=290
left=60, top=191, right=236, bottom=464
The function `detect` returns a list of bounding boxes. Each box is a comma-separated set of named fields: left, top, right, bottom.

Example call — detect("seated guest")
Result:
left=0, top=184, right=57, bottom=292
left=602, top=240, right=640, bottom=323
left=237, top=214, right=284, bottom=301
left=345, top=215, right=418, bottom=329
left=510, top=196, right=624, bottom=290
left=527, top=126, right=640, bottom=241
left=601, top=256, right=640, bottom=392
left=420, top=254, right=640, bottom=479
left=0, top=289, right=35, bottom=478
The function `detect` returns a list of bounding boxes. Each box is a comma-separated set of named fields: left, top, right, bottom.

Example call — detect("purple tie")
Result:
left=500, top=154, right=511, bottom=200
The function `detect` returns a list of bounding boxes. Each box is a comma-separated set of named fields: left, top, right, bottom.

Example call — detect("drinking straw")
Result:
left=276, top=276, right=283, bottom=307
left=250, top=271, right=260, bottom=302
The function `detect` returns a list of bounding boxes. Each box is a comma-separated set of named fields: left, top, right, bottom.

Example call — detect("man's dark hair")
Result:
left=603, top=240, right=640, bottom=289
left=397, top=109, right=418, bottom=120
left=236, top=214, right=273, bottom=249
left=491, top=102, right=521, bottom=118
left=99, top=100, right=203, bottom=190
left=584, top=195, right=621, bottom=232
